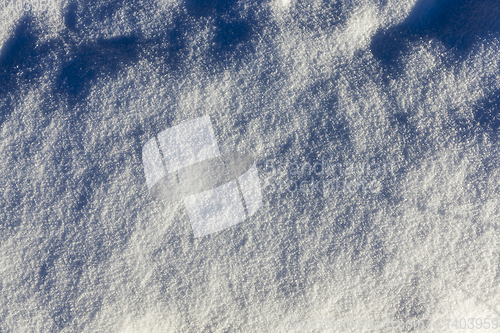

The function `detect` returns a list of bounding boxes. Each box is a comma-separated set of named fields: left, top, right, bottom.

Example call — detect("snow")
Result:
left=1, top=0, right=500, bottom=331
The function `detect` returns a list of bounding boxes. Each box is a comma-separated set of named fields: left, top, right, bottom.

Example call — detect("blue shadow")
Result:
left=371, top=0, right=500, bottom=71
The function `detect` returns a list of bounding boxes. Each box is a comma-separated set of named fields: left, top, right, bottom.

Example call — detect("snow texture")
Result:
left=1, top=0, right=500, bottom=331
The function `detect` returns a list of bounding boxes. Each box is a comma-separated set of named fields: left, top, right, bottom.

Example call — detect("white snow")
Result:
left=1, top=0, right=500, bottom=331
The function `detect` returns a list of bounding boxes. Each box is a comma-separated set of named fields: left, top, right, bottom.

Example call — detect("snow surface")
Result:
left=1, top=0, right=500, bottom=331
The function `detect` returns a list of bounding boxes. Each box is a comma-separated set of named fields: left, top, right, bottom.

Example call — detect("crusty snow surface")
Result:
left=1, top=0, right=500, bottom=332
